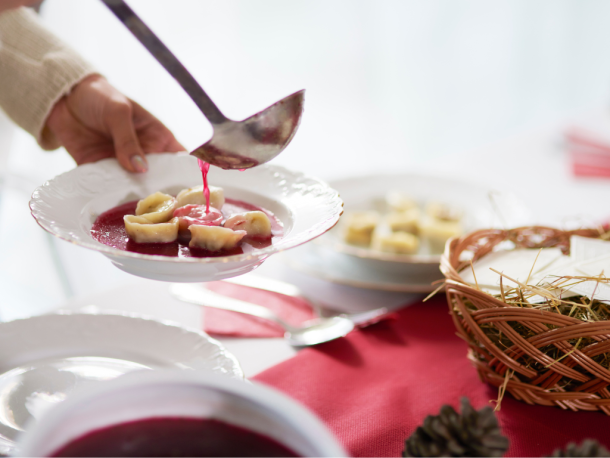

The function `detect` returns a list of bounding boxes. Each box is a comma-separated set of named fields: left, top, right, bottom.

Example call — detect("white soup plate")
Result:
left=30, top=153, right=343, bottom=282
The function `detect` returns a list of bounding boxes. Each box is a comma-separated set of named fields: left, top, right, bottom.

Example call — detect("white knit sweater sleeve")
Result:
left=0, top=7, right=97, bottom=149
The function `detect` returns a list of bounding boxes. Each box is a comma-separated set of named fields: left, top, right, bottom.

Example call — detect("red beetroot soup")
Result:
left=51, top=417, right=299, bottom=457
left=91, top=198, right=283, bottom=258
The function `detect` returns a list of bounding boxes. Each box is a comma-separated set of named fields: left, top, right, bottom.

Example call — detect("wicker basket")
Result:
left=440, top=226, right=610, bottom=414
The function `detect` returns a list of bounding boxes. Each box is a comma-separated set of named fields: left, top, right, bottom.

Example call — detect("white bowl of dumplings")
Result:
left=30, top=153, right=343, bottom=282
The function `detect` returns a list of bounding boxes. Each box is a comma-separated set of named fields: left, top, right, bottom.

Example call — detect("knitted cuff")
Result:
left=0, top=7, right=97, bottom=149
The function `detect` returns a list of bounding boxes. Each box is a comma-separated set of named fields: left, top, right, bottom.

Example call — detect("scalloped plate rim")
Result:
left=29, top=154, right=344, bottom=265
left=0, top=309, right=244, bottom=378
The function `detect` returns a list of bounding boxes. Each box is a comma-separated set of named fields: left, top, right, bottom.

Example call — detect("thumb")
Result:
left=106, top=103, right=148, bottom=173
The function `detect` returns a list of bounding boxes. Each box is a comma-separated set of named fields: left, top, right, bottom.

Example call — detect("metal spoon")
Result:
left=101, top=0, right=304, bottom=170
left=169, top=284, right=354, bottom=346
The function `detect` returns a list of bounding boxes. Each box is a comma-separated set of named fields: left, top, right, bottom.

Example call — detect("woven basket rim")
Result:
left=440, top=226, right=603, bottom=294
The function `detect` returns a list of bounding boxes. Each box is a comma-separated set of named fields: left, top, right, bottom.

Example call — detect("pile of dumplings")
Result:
left=342, top=192, right=463, bottom=255
left=124, top=185, right=272, bottom=251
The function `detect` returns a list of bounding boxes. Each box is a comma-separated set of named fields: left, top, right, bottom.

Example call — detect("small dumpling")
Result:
left=124, top=215, right=179, bottom=243
left=371, top=231, right=419, bottom=254
left=176, top=185, right=224, bottom=210
left=223, top=211, right=272, bottom=238
left=189, top=225, right=246, bottom=251
left=135, top=192, right=177, bottom=224
left=420, top=219, right=462, bottom=254
left=173, top=205, right=223, bottom=234
left=425, top=201, right=462, bottom=222
left=386, top=191, right=417, bottom=212
left=386, top=208, right=420, bottom=234
left=343, top=211, right=380, bottom=246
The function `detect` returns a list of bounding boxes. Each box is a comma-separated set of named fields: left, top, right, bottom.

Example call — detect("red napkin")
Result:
left=565, top=128, right=610, bottom=177
left=254, top=296, right=610, bottom=457
left=202, top=281, right=316, bottom=337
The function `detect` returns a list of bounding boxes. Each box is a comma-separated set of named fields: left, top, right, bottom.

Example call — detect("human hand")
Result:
left=0, top=0, right=41, bottom=14
left=44, top=75, right=184, bottom=173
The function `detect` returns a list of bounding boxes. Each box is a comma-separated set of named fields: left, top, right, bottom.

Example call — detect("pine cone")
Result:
left=551, top=440, right=610, bottom=457
left=403, top=397, right=509, bottom=457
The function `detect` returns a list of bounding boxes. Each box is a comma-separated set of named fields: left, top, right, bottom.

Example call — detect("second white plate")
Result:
left=298, top=173, right=496, bottom=291
left=0, top=311, right=243, bottom=455
left=322, top=173, right=495, bottom=264
left=284, top=242, right=440, bottom=292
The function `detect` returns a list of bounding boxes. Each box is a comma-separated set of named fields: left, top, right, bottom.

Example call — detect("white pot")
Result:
left=16, top=370, right=347, bottom=457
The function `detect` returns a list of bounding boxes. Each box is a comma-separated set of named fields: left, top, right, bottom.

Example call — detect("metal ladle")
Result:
left=102, top=0, right=304, bottom=170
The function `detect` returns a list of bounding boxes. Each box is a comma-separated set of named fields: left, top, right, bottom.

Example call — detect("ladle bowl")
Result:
left=190, top=90, right=305, bottom=169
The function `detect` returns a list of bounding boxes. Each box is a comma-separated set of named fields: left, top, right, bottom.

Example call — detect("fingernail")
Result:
left=131, top=155, right=148, bottom=173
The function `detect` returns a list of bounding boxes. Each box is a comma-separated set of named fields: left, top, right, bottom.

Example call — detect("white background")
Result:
left=3, top=0, right=610, bottom=319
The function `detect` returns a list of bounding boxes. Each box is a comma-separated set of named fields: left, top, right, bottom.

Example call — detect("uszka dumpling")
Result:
left=173, top=205, right=223, bottom=235
left=176, top=185, right=224, bottom=210
left=223, top=211, right=272, bottom=238
left=371, top=230, right=419, bottom=254
left=343, top=211, right=380, bottom=246
left=135, top=192, right=177, bottom=223
left=189, top=225, right=246, bottom=251
left=124, top=215, right=179, bottom=243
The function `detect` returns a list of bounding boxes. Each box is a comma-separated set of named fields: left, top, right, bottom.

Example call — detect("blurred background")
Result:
left=3, top=0, right=610, bottom=319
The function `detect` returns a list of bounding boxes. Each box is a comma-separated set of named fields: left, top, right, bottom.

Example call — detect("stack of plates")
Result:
left=285, top=174, right=495, bottom=292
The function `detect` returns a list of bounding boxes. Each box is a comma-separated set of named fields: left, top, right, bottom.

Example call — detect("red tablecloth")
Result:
left=253, top=296, right=610, bottom=457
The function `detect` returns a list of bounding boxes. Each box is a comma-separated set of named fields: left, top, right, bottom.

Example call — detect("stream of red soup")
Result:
left=91, top=197, right=283, bottom=258
left=198, top=158, right=211, bottom=214
left=51, top=417, right=299, bottom=457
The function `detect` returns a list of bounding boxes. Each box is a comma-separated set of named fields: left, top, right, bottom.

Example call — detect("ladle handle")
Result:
left=101, top=0, right=227, bottom=125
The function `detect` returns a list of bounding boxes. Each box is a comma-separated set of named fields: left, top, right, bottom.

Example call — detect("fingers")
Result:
left=145, top=133, right=185, bottom=155
left=67, top=76, right=148, bottom=173
left=130, top=101, right=186, bottom=153
left=163, top=135, right=186, bottom=153
left=0, top=0, right=41, bottom=14
left=49, top=75, right=183, bottom=173
left=44, top=97, right=116, bottom=165
left=105, top=102, right=148, bottom=173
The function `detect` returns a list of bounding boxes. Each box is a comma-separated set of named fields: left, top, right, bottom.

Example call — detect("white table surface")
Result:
left=23, top=107, right=610, bottom=379
left=55, top=254, right=422, bottom=378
